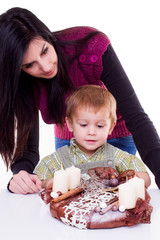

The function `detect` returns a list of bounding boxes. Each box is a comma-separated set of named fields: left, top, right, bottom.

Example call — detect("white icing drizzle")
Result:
left=60, top=175, right=118, bottom=229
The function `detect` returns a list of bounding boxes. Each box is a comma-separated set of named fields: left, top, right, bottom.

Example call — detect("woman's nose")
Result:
left=39, top=60, right=50, bottom=72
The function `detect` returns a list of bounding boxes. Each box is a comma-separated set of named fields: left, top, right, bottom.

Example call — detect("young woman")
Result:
left=0, top=7, right=160, bottom=194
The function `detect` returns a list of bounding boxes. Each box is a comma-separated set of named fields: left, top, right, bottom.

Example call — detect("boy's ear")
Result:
left=108, top=122, right=116, bottom=135
left=65, top=117, right=73, bottom=132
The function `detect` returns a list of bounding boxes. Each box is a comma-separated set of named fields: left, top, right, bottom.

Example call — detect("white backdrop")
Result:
left=0, top=0, right=160, bottom=189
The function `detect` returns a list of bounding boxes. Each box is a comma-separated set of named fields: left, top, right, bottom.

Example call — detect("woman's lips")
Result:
left=45, top=68, right=54, bottom=76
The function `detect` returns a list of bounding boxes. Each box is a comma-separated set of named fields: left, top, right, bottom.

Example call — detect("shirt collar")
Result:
left=70, top=138, right=105, bottom=157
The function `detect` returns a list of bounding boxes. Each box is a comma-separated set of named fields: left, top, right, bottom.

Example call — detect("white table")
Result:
left=0, top=188, right=159, bottom=240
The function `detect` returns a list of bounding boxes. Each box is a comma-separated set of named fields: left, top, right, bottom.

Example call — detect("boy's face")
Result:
left=66, top=106, right=115, bottom=156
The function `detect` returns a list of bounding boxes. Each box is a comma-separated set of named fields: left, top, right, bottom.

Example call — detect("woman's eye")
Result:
left=42, top=47, right=48, bottom=55
left=25, top=63, right=33, bottom=69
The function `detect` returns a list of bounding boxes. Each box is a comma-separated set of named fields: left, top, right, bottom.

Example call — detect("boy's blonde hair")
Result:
left=66, top=85, right=117, bottom=124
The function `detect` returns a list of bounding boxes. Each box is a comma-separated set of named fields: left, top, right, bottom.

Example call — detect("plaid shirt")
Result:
left=34, top=138, right=147, bottom=180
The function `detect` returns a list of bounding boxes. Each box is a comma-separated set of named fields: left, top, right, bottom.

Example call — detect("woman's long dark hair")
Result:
left=0, top=7, right=99, bottom=169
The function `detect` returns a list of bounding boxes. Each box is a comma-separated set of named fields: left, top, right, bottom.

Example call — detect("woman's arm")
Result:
left=101, top=44, right=160, bottom=188
left=8, top=113, right=41, bottom=194
left=11, top=113, right=40, bottom=174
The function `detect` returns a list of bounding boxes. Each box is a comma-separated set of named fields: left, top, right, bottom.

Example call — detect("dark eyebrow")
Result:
left=22, top=43, right=46, bottom=67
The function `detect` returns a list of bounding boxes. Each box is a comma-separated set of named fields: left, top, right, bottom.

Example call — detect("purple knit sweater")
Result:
left=35, top=26, right=131, bottom=140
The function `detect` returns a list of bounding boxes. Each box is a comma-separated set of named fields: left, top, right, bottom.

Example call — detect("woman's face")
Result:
left=22, top=37, right=58, bottom=79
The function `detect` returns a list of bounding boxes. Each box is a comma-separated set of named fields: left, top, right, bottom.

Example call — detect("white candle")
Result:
left=129, top=176, right=145, bottom=200
left=66, top=165, right=81, bottom=190
left=53, top=169, right=69, bottom=194
left=119, top=176, right=145, bottom=209
left=119, top=181, right=137, bottom=209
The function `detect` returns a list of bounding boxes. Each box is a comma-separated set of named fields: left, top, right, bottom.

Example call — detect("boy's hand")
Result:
left=9, top=170, right=42, bottom=194
left=42, top=178, right=53, bottom=189
left=135, top=172, right=151, bottom=188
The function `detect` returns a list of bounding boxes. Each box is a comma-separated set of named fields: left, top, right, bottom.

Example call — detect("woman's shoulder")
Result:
left=54, top=26, right=110, bottom=42
left=54, top=26, right=96, bottom=40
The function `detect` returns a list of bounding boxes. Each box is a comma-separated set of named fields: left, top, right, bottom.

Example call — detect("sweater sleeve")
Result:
left=101, top=44, right=160, bottom=188
left=11, top=113, right=40, bottom=174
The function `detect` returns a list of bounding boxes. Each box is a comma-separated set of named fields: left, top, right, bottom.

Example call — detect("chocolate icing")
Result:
left=40, top=168, right=153, bottom=229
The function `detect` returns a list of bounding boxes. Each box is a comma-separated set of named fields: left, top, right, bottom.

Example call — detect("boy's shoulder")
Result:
left=104, top=142, right=136, bottom=159
left=104, top=142, right=122, bottom=154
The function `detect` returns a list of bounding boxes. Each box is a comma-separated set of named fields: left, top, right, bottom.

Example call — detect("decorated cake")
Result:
left=40, top=167, right=153, bottom=229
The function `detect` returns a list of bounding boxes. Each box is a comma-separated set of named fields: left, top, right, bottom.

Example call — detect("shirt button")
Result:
left=79, top=54, right=86, bottom=62
left=108, top=160, right=113, bottom=166
left=90, top=55, right=98, bottom=63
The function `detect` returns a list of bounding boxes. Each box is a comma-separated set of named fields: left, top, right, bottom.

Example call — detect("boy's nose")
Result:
left=88, top=126, right=96, bottom=135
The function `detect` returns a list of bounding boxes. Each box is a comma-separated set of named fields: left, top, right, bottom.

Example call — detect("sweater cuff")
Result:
left=7, top=177, right=14, bottom=193
left=155, top=171, right=160, bottom=189
left=11, top=159, right=37, bottom=175
left=144, top=149, right=160, bottom=189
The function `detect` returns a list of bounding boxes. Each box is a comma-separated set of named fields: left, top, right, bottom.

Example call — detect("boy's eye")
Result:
left=97, top=125, right=103, bottom=128
left=80, top=124, right=87, bottom=127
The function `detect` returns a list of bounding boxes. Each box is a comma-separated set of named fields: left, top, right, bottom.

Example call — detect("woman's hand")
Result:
left=9, top=170, right=42, bottom=194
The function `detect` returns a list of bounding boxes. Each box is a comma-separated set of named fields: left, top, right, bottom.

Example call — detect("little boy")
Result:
left=34, top=85, right=150, bottom=188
